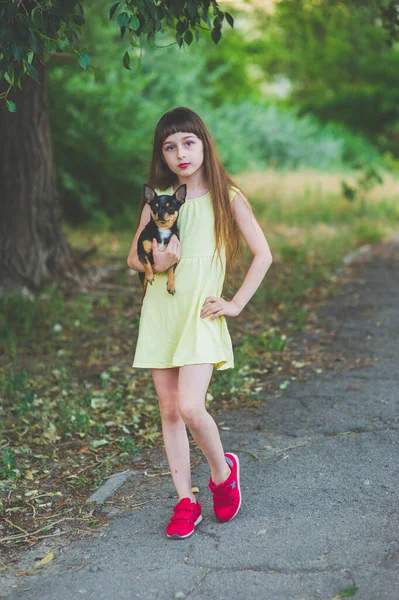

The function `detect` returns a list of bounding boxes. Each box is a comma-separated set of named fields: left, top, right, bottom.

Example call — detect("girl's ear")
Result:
left=144, top=184, right=156, bottom=204
left=174, top=184, right=187, bottom=205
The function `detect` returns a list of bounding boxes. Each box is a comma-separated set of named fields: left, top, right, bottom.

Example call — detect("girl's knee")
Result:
left=153, top=372, right=180, bottom=424
left=178, top=402, right=206, bottom=429
left=157, top=388, right=181, bottom=425
left=160, top=402, right=181, bottom=425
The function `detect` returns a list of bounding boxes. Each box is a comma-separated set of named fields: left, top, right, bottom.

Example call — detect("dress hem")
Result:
left=132, top=358, right=234, bottom=371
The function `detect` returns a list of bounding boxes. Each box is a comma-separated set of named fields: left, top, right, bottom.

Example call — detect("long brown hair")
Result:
left=139, top=107, right=247, bottom=283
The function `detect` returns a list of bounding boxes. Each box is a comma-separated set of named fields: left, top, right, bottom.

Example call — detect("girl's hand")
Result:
left=152, top=235, right=181, bottom=273
left=200, top=296, right=241, bottom=320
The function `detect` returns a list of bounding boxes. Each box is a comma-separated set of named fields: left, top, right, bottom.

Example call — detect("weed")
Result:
left=0, top=447, right=20, bottom=481
left=354, top=223, right=384, bottom=245
left=118, top=437, right=140, bottom=455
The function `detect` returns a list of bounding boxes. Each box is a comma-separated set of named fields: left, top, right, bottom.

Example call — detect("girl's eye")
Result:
left=165, top=145, right=174, bottom=151
left=186, top=140, right=194, bottom=146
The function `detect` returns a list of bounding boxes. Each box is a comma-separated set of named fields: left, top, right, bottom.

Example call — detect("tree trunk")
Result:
left=0, top=61, right=91, bottom=292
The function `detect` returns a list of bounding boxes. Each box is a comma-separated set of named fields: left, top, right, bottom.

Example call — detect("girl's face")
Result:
left=161, top=132, right=204, bottom=179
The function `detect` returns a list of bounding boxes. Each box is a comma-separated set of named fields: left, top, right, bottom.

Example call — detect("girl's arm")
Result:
left=200, top=192, right=272, bottom=320
left=127, top=204, right=181, bottom=273
left=230, top=192, right=273, bottom=312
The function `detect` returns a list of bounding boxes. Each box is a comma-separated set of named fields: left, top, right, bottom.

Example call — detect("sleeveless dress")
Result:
left=132, top=186, right=237, bottom=371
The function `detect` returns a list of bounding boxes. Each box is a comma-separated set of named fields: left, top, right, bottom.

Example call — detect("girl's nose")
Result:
left=177, top=145, right=186, bottom=160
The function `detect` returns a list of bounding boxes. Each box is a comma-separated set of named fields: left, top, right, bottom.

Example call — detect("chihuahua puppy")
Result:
left=137, top=184, right=186, bottom=296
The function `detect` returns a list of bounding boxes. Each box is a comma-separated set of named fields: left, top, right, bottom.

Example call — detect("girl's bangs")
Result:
left=156, top=109, right=203, bottom=144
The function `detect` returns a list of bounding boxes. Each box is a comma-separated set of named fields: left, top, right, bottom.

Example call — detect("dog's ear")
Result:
left=144, top=184, right=157, bottom=204
left=174, top=184, right=187, bottom=205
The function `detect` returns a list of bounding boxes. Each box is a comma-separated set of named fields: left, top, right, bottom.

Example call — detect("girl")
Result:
left=127, top=107, right=272, bottom=539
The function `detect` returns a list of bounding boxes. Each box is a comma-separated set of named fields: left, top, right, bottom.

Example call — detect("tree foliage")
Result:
left=0, top=0, right=233, bottom=110
left=250, top=0, right=399, bottom=155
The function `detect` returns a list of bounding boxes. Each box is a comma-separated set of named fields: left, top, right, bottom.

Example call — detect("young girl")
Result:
left=127, top=107, right=272, bottom=539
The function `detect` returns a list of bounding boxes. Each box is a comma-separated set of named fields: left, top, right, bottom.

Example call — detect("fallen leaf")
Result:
left=279, top=380, right=290, bottom=390
left=91, top=439, right=109, bottom=448
left=331, top=588, right=359, bottom=599
left=191, top=487, right=199, bottom=493
left=34, top=552, right=54, bottom=569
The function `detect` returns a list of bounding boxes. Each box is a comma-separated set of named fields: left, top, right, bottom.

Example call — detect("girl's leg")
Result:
left=151, top=367, right=196, bottom=502
left=178, top=364, right=230, bottom=485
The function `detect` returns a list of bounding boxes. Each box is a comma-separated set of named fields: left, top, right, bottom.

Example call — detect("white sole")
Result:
left=223, top=452, right=241, bottom=522
left=167, top=514, right=203, bottom=539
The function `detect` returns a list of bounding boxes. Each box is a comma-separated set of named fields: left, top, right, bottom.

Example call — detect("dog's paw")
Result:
left=167, top=284, right=175, bottom=295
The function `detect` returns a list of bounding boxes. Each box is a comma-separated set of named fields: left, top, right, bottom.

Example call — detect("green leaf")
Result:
left=211, top=27, right=221, bottom=44
left=187, top=0, right=197, bottom=19
left=123, top=51, right=131, bottom=70
left=109, top=1, right=120, bottom=20
left=184, top=30, right=193, bottom=45
left=331, top=588, right=359, bottom=599
left=130, top=15, right=140, bottom=31
left=28, top=30, right=40, bottom=52
left=176, top=21, right=186, bottom=35
left=147, top=32, right=155, bottom=48
left=11, top=42, right=23, bottom=62
left=25, top=62, right=40, bottom=84
left=16, top=72, right=24, bottom=90
left=6, top=99, right=16, bottom=113
left=225, top=12, right=234, bottom=28
left=77, top=53, right=90, bottom=70
left=117, top=11, right=130, bottom=28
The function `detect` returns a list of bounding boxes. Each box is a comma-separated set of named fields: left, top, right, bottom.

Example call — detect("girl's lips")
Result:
left=178, top=163, right=190, bottom=169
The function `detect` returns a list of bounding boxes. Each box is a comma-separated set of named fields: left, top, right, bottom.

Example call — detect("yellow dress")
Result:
left=132, top=187, right=237, bottom=371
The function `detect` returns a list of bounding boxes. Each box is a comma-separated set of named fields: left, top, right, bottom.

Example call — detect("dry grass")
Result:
left=231, top=169, right=399, bottom=264
left=235, top=169, right=399, bottom=205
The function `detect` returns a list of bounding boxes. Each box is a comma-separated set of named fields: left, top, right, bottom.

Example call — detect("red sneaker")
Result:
left=208, top=453, right=241, bottom=522
left=166, top=498, right=202, bottom=539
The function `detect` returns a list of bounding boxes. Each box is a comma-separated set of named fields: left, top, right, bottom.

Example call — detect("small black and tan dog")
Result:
left=137, top=184, right=186, bottom=296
